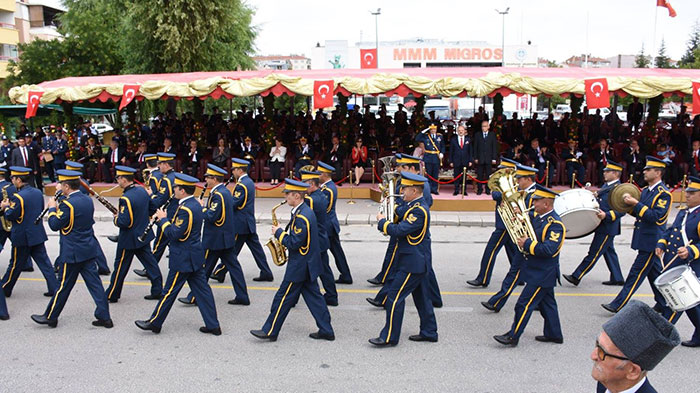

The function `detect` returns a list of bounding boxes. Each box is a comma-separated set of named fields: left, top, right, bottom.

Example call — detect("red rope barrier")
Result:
left=255, top=182, right=285, bottom=191
left=334, top=175, right=349, bottom=185
left=575, top=179, right=585, bottom=188
left=425, top=172, right=463, bottom=184
left=465, top=173, right=489, bottom=184
left=372, top=166, right=382, bottom=183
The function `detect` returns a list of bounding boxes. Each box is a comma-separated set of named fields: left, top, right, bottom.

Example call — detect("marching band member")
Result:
left=1, top=166, right=58, bottom=298
left=104, top=166, right=163, bottom=303
left=494, top=184, right=565, bottom=347
left=317, top=161, right=352, bottom=284
left=134, top=152, right=177, bottom=278
left=564, top=160, right=625, bottom=286
left=31, top=169, right=112, bottom=328
left=144, top=154, right=162, bottom=194
left=178, top=164, right=250, bottom=306
left=0, top=167, right=16, bottom=252
left=467, top=157, right=519, bottom=288
left=481, top=164, right=537, bottom=312
left=135, top=173, right=221, bottom=335
left=301, top=169, right=337, bottom=306
left=211, top=158, right=273, bottom=283
left=602, top=157, right=671, bottom=314
left=250, top=179, right=334, bottom=342
left=370, top=172, right=437, bottom=347
left=653, top=176, right=700, bottom=347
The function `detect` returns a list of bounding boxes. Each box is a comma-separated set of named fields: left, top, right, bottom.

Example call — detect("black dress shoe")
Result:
left=200, top=326, right=222, bottom=336
left=250, top=329, right=277, bottom=341
left=563, top=274, right=580, bottom=286
left=453, top=190, right=460, bottom=196
left=31, top=314, right=58, bottom=328
left=367, top=277, right=382, bottom=286
left=485, top=190, right=491, bottom=195
left=466, top=279, right=487, bottom=288
left=602, top=280, right=625, bottom=286
left=335, top=278, right=353, bottom=284
left=535, top=335, right=563, bottom=344
left=681, top=340, right=700, bottom=347
left=210, top=272, right=225, bottom=283
left=601, top=303, right=617, bottom=314
left=107, top=235, right=119, bottom=243
left=368, top=337, right=396, bottom=347
left=408, top=334, right=438, bottom=342
left=135, top=320, right=161, bottom=334
left=0, top=314, right=9, bottom=321
left=98, top=269, right=111, bottom=276
left=177, top=297, right=194, bottom=305
left=133, top=269, right=148, bottom=278
left=325, top=299, right=339, bottom=307
left=252, top=276, right=274, bottom=282
left=22, top=266, right=34, bottom=272
left=366, top=297, right=384, bottom=308
left=144, top=294, right=162, bottom=300
left=227, top=298, right=250, bottom=306
left=43, top=292, right=54, bottom=297
left=92, top=319, right=114, bottom=328
left=108, top=298, right=118, bottom=303
left=432, top=302, right=443, bottom=308
left=481, top=301, right=499, bottom=312
left=309, top=331, right=335, bottom=341
left=494, top=334, right=518, bottom=347
left=476, top=190, right=483, bottom=195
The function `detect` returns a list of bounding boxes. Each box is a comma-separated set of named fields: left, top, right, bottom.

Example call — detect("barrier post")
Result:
left=571, top=172, right=576, bottom=189
left=347, top=170, right=356, bottom=204
left=545, top=161, right=550, bottom=188
left=461, top=167, right=467, bottom=200
left=371, top=159, right=376, bottom=186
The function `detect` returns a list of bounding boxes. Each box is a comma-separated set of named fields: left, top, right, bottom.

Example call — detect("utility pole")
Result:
left=495, top=7, right=510, bottom=67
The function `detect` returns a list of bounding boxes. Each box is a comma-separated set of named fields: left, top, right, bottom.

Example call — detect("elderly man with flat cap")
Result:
left=592, top=300, right=680, bottom=392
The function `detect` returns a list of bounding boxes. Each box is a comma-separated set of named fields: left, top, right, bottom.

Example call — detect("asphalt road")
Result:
left=1, top=221, right=698, bottom=393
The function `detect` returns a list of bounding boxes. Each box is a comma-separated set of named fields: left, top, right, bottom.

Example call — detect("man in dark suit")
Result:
left=101, top=139, right=126, bottom=183
left=627, top=97, right=644, bottom=132
left=183, top=139, right=202, bottom=178
left=472, top=120, right=499, bottom=195
left=449, top=125, right=472, bottom=196
left=623, top=139, right=644, bottom=184
left=10, top=135, right=39, bottom=188
left=686, top=140, right=700, bottom=178
left=591, top=138, right=614, bottom=186
left=526, top=138, right=554, bottom=185
left=323, top=136, right=345, bottom=184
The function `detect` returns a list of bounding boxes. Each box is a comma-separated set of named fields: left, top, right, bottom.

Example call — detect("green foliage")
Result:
left=635, top=44, right=650, bottom=68
left=274, top=94, right=307, bottom=114
left=654, top=39, right=672, bottom=69
left=679, top=19, right=700, bottom=67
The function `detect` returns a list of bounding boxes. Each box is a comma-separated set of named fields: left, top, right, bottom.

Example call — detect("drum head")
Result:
left=655, top=266, right=686, bottom=286
left=559, top=209, right=600, bottom=239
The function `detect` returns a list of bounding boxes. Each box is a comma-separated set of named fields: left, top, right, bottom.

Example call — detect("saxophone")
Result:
left=265, top=201, right=288, bottom=266
left=0, top=186, right=11, bottom=232
left=488, top=168, right=537, bottom=254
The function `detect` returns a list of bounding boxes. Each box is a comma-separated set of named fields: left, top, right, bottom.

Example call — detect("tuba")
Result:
left=0, top=186, right=11, bottom=232
left=377, top=156, right=400, bottom=230
left=488, top=168, right=537, bottom=254
left=265, top=201, right=288, bottom=266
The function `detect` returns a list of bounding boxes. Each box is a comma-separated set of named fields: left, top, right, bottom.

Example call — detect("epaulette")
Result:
left=678, top=205, right=689, bottom=210
left=547, top=216, right=555, bottom=223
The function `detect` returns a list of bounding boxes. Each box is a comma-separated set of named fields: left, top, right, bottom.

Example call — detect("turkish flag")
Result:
left=119, top=84, right=140, bottom=111
left=585, top=78, right=610, bottom=109
left=656, top=0, right=677, bottom=17
left=360, top=48, right=378, bottom=69
left=313, top=80, right=334, bottom=109
left=692, top=81, right=700, bottom=115
left=25, top=91, right=43, bottom=119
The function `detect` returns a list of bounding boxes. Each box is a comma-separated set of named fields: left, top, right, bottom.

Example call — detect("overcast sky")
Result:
left=248, top=0, right=698, bottom=63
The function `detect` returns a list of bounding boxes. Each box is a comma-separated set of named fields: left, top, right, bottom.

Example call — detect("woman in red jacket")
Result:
left=351, top=138, right=368, bottom=185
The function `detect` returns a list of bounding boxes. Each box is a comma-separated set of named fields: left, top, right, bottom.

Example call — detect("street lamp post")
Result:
left=371, top=8, right=381, bottom=63
left=495, top=7, right=510, bottom=67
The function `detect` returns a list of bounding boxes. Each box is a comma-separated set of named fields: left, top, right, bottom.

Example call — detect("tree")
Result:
left=654, top=38, right=672, bottom=69
left=679, top=19, right=700, bottom=67
left=635, top=44, right=650, bottom=68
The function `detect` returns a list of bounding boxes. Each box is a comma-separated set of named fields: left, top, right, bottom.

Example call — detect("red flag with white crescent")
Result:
left=25, top=91, right=43, bottom=119
left=313, top=80, right=334, bottom=109
left=584, top=78, right=610, bottom=109
left=692, top=81, right=700, bottom=115
left=360, top=48, right=378, bottom=69
left=656, top=0, right=677, bottom=17
left=119, top=84, right=140, bottom=111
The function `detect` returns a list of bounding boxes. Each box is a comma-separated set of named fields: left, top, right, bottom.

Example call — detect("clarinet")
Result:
left=80, top=179, right=118, bottom=214
left=138, top=194, right=175, bottom=243
left=34, top=190, right=64, bottom=225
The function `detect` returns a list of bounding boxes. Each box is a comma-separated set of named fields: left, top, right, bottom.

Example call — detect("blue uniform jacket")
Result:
left=521, top=210, right=566, bottom=287
left=231, top=174, right=257, bottom=234
left=0, top=144, right=12, bottom=164
left=158, top=196, right=204, bottom=273
left=631, top=182, right=672, bottom=252
left=656, top=206, right=700, bottom=274
left=321, top=180, right=341, bottom=234
left=5, top=185, right=48, bottom=247
left=54, top=139, right=67, bottom=164
left=378, top=196, right=430, bottom=274
left=305, top=189, right=329, bottom=252
left=48, top=191, right=99, bottom=263
left=201, top=182, right=236, bottom=250
left=274, top=202, right=322, bottom=282
left=149, top=169, right=176, bottom=218
left=394, top=178, right=433, bottom=208
left=418, top=133, right=444, bottom=164
left=148, top=169, right=163, bottom=196
left=114, top=184, right=153, bottom=250
left=596, top=180, right=624, bottom=236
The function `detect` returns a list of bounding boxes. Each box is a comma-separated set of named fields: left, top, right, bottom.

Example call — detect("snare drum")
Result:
left=654, top=265, right=700, bottom=312
left=553, top=189, right=601, bottom=239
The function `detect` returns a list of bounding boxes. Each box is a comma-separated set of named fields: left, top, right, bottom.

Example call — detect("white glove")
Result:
left=575, top=152, right=583, bottom=158
left=439, top=153, right=444, bottom=160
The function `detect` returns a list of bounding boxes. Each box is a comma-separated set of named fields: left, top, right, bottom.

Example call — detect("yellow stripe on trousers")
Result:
left=617, top=252, right=654, bottom=311
left=577, top=235, right=609, bottom=280
left=47, top=264, right=68, bottom=319
left=2, top=247, right=17, bottom=289
left=482, top=231, right=506, bottom=285
left=386, top=273, right=411, bottom=343
left=150, top=272, right=180, bottom=323
left=513, top=287, right=541, bottom=335
left=268, top=282, right=294, bottom=336
left=108, top=248, right=127, bottom=299
left=493, top=270, right=520, bottom=308
left=381, top=243, right=399, bottom=284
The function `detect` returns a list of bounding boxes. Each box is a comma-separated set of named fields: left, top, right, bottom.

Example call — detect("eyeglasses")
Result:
left=595, top=340, right=629, bottom=362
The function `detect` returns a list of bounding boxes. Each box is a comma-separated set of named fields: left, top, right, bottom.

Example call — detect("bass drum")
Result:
left=553, top=189, right=602, bottom=239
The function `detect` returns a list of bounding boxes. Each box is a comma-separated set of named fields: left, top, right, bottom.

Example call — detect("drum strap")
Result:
left=681, top=211, right=690, bottom=246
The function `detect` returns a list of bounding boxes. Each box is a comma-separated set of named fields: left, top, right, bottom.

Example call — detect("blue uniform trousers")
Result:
left=375, top=248, right=442, bottom=307
left=0, top=288, right=7, bottom=318
left=105, top=244, right=163, bottom=301
left=318, top=250, right=338, bottom=304
left=3, top=244, right=58, bottom=297
left=328, top=231, right=351, bottom=282
left=186, top=247, right=248, bottom=304
left=152, top=226, right=170, bottom=263
left=379, top=271, right=437, bottom=345
left=148, top=268, right=219, bottom=329
left=572, top=233, right=624, bottom=282
left=475, top=229, right=516, bottom=286
left=0, top=230, right=9, bottom=253
left=261, top=278, right=333, bottom=338
left=609, top=251, right=663, bottom=311
left=486, top=253, right=525, bottom=311
left=44, top=260, right=110, bottom=321
left=426, top=245, right=442, bottom=307
left=94, top=239, right=110, bottom=273
left=212, top=233, right=273, bottom=280
left=372, top=237, right=398, bottom=284
left=424, top=162, right=439, bottom=194
left=508, top=284, right=562, bottom=340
